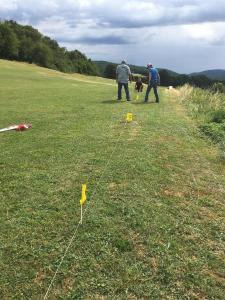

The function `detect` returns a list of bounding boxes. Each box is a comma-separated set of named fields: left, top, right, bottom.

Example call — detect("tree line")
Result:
left=0, top=20, right=99, bottom=75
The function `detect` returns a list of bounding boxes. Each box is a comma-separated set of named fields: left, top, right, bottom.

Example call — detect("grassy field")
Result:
left=0, top=60, right=225, bottom=300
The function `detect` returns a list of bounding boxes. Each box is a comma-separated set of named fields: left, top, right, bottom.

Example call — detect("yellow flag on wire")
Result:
left=136, top=94, right=139, bottom=100
left=80, top=184, right=87, bottom=205
left=126, top=113, right=133, bottom=122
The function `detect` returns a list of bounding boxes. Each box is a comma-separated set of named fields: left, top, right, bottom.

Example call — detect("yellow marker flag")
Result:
left=80, top=184, right=87, bottom=205
left=136, top=94, right=139, bottom=100
left=126, top=113, right=133, bottom=122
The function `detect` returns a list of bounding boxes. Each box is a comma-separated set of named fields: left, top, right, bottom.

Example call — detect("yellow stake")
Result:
left=80, top=184, right=87, bottom=225
left=126, top=113, right=133, bottom=122
left=80, top=184, right=87, bottom=206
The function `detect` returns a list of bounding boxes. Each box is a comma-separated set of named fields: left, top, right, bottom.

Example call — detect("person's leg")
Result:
left=124, top=83, right=130, bottom=101
left=153, top=83, right=159, bottom=103
left=118, top=82, right=122, bottom=100
left=144, top=84, right=152, bottom=102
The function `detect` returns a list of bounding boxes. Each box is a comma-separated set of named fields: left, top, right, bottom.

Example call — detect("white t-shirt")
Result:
left=116, top=64, right=131, bottom=83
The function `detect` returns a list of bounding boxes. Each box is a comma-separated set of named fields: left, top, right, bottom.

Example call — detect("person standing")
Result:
left=116, top=60, right=132, bottom=101
left=144, top=63, right=160, bottom=103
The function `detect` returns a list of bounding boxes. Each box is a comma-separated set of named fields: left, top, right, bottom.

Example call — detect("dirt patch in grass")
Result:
left=62, top=277, right=75, bottom=293
left=205, top=270, right=225, bottom=284
left=34, top=269, right=46, bottom=285
left=163, top=189, right=186, bottom=198
left=150, top=257, right=158, bottom=273
left=188, top=291, right=209, bottom=300
left=130, top=232, right=147, bottom=260
left=86, top=295, right=107, bottom=300
left=108, top=181, right=129, bottom=191
left=198, top=207, right=218, bottom=220
left=158, top=135, right=178, bottom=142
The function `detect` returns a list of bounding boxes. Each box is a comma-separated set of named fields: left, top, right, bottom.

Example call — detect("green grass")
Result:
left=0, top=60, right=225, bottom=300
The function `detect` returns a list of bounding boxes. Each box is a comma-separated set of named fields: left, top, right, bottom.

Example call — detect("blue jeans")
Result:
left=118, top=82, right=130, bottom=100
left=145, top=81, right=159, bottom=102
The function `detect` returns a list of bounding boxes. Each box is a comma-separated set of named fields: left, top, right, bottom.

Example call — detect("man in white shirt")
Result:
left=116, top=60, right=132, bottom=101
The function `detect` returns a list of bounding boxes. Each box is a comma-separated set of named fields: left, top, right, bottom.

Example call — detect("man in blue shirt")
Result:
left=144, top=63, right=160, bottom=103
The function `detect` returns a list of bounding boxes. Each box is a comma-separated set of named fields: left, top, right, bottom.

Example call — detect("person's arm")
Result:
left=149, top=72, right=152, bottom=84
left=157, top=72, right=160, bottom=85
left=129, top=73, right=133, bottom=82
left=128, top=66, right=132, bottom=82
left=116, top=66, right=119, bottom=83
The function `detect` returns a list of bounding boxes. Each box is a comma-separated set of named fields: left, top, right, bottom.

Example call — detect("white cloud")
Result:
left=183, top=22, right=225, bottom=45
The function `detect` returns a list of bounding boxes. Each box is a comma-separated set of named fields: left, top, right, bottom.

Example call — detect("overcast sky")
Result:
left=1, top=0, right=225, bottom=73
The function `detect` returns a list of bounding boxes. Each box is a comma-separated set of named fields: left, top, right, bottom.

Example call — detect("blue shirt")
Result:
left=149, top=67, right=158, bottom=82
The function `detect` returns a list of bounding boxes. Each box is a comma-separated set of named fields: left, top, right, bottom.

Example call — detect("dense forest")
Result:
left=0, top=20, right=99, bottom=75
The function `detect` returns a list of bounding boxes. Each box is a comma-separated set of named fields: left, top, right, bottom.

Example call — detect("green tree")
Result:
left=104, top=64, right=116, bottom=79
left=0, top=23, right=19, bottom=59
left=159, top=69, right=171, bottom=86
left=31, top=43, right=53, bottom=67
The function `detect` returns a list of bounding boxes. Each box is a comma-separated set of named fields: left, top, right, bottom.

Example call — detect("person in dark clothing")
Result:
left=135, top=77, right=143, bottom=100
left=144, top=63, right=160, bottom=103
left=135, top=77, right=143, bottom=92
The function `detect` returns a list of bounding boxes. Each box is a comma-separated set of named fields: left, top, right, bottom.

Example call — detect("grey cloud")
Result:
left=1, top=0, right=225, bottom=29
left=57, top=35, right=132, bottom=45
left=95, top=4, right=225, bottom=28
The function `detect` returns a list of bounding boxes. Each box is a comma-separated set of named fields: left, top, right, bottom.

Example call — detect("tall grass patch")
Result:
left=179, top=84, right=225, bottom=155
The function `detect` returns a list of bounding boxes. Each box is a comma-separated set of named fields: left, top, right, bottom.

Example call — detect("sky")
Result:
left=1, top=0, right=225, bottom=73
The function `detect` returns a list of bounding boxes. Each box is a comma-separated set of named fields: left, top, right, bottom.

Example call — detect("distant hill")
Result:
left=190, top=70, right=225, bottom=81
left=94, top=60, right=178, bottom=77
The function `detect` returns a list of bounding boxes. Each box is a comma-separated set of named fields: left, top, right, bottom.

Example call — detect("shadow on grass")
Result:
left=131, top=101, right=156, bottom=105
left=101, top=99, right=121, bottom=104
left=101, top=99, right=157, bottom=105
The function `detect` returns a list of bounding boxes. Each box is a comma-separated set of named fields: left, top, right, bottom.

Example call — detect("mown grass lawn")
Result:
left=0, top=60, right=225, bottom=300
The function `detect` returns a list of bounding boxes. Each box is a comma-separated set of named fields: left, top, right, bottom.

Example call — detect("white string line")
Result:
left=43, top=113, right=104, bottom=300
left=43, top=223, right=80, bottom=300
left=43, top=118, right=128, bottom=300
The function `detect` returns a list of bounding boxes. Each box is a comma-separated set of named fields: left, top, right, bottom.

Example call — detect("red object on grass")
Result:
left=16, top=123, right=32, bottom=131
left=0, top=123, right=32, bottom=133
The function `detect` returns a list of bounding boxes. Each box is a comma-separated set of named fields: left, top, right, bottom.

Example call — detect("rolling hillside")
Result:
left=94, top=60, right=178, bottom=77
left=190, top=69, right=225, bottom=80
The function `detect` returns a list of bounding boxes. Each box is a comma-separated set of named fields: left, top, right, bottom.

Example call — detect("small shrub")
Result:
left=211, top=82, right=225, bottom=94
left=200, top=123, right=225, bottom=143
left=211, top=109, right=225, bottom=123
left=113, top=237, right=133, bottom=252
